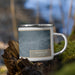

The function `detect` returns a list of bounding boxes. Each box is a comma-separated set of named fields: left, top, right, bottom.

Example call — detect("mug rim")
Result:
left=18, top=24, right=54, bottom=27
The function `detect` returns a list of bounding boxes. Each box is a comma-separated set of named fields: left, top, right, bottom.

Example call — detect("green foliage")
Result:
left=54, top=41, right=75, bottom=64
left=55, top=62, right=75, bottom=75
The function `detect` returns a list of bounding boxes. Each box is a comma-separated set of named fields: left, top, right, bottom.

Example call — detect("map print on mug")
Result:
left=19, top=29, right=51, bottom=57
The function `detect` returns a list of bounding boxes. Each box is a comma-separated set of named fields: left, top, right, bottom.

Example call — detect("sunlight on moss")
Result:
left=54, top=41, right=75, bottom=64
left=0, top=66, right=7, bottom=74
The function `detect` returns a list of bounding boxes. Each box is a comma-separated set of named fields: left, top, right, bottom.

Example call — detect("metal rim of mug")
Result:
left=18, top=24, right=54, bottom=27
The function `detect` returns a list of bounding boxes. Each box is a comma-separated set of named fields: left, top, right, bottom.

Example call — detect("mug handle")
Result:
left=53, top=33, right=67, bottom=56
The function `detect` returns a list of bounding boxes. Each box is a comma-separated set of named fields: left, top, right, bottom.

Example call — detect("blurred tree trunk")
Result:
left=59, top=0, right=65, bottom=34
left=67, top=0, right=73, bottom=37
left=72, top=16, right=75, bottom=32
left=69, top=13, right=75, bottom=41
left=49, top=0, right=54, bottom=24
left=36, top=0, right=39, bottom=24
left=10, top=0, right=18, bottom=40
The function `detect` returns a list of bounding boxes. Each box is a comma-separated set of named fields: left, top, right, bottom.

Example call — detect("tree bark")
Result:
left=2, top=41, right=42, bottom=75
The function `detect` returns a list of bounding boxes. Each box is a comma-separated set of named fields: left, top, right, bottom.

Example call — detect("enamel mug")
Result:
left=18, top=24, right=67, bottom=61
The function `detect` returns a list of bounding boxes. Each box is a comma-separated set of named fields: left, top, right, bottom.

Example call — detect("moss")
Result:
left=55, top=62, right=75, bottom=75
left=54, top=41, right=75, bottom=64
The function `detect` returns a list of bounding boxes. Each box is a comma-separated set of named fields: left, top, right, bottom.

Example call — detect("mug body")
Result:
left=18, top=24, right=54, bottom=61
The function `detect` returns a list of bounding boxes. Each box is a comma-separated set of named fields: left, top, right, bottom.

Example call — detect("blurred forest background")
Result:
left=0, top=0, right=75, bottom=75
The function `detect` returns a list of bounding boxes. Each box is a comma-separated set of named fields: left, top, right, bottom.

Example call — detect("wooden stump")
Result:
left=2, top=40, right=58, bottom=75
left=2, top=41, right=42, bottom=75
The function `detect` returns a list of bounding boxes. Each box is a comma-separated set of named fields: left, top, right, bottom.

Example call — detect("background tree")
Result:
left=10, top=0, right=18, bottom=40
